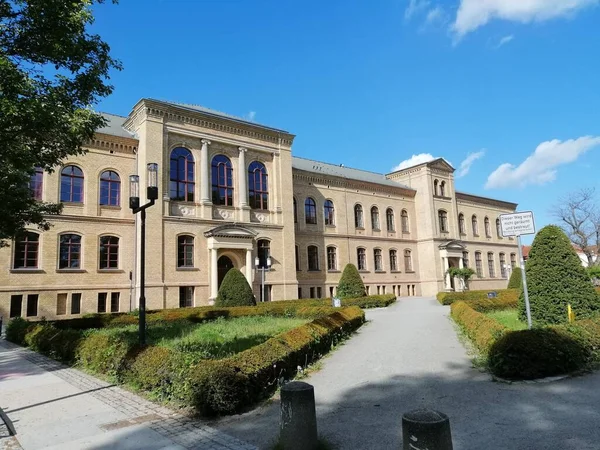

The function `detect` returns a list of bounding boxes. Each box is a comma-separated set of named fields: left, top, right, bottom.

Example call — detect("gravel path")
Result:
left=215, top=296, right=600, bottom=449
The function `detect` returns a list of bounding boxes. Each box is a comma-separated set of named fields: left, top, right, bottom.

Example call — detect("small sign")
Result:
left=487, top=292, right=497, bottom=299
left=500, top=211, right=536, bottom=237
left=332, top=297, right=341, bottom=308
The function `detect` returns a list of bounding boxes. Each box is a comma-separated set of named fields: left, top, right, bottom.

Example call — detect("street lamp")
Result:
left=129, top=163, right=159, bottom=345
left=255, top=255, right=272, bottom=302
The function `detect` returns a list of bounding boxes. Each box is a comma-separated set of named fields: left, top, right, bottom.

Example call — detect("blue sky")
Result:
left=92, top=0, right=600, bottom=242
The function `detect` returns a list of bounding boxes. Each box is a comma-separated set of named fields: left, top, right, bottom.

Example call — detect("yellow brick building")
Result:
left=0, top=99, right=519, bottom=320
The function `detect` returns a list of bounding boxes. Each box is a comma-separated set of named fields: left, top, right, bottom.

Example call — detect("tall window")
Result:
left=401, top=210, right=409, bottom=233
left=305, top=198, right=317, bottom=224
left=488, top=252, right=496, bottom=277
left=440, top=181, right=446, bottom=197
left=211, top=155, right=233, bottom=206
left=371, top=206, right=380, bottom=230
left=475, top=252, right=483, bottom=277
left=30, top=167, right=43, bottom=200
left=472, top=215, right=478, bottom=236
left=177, top=235, right=194, bottom=267
left=438, top=210, right=448, bottom=233
left=462, top=251, right=469, bottom=268
left=433, top=179, right=439, bottom=196
left=404, top=249, right=413, bottom=272
left=307, top=245, right=319, bottom=271
left=170, top=148, right=195, bottom=202
left=458, top=213, right=465, bottom=234
left=111, top=292, right=120, bottom=312
left=327, top=246, right=337, bottom=271
left=357, top=248, right=367, bottom=270
left=59, top=234, right=81, bottom=269
left=99, top=236, right=119, bottom=269
left=354, top=204, right=364, bottom=228
left=26, top=294, right=38, bottom=317
left=386, top=208, right=395, bottom=232
left=485, top=217, right=491, bottom=237
left=14, top=232, right=39, bottom=269
left=389, top=250, right=398, bottom=271
left=496, top=218, right=502, bottom=238
left=293, top=197, right=298, bottom=223
left=257, top=239, right=270, bottom=268
left=98, top=293, right=107, bottom=313
left=71, top=293, right=81, bottom=315
left=179, top=287, right=194, bottom=308
left=500, top=253, right=507, bottom=278
left=510, top=253, right=517, bottom=269
left=10, top=295, right=22, bottom=318
left=324, top=200, right=335, bottom=226
left=60, top=165, right=84, bottom=203
left=295, top=245, right=300, bottom=271
left=248, top=161, right=268, bottom=210
left=100, top=170, right=121, bottom=206
left=374, top=249, right=383, bottom=271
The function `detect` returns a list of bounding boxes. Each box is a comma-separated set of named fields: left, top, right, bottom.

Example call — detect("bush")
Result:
left=336, top=264, right=365, bottom=299
left=518, top=225, right=600, bottom=326
left=5, top=317, right=31, bottom=345
left=507, top=267, right=522, bottom=289
left=488, top=328, right=590, bottom=380
left=215, top=268, right=256, bottom=307
left=24, top=323, right=83, bottom=362
left=450, top=301, right=507, bottom=353
left=437, top=289, right=519, bottom=307
left=76, top=331, right=138, bottom=380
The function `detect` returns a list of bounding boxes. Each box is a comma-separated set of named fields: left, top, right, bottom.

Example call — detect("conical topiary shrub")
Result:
left=518, top=225, right=599, bottom=326
left=337, top=263, right=366, bottom=299
left=215, top=268, right=256, bottom=307
left=507, top=266, right=522, bottom=289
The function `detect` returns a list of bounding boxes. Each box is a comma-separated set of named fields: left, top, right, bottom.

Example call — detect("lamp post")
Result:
left=129, top=163, right=159, bottom=346
left=255, top=255, right=272, bottom=302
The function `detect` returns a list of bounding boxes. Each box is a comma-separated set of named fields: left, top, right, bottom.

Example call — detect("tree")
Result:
left=447, top=267, right=476, bottom=291
left=551, top=188, right=600, bottom=267
left=337, top=264, right=366, bottom=298
left=507, top=266, right=522, bottom=289
left=0, top=0, right=121, bottom=246
left=518, top=225, right=599, bottom=326
left=215, top=269, right=256, bottom=307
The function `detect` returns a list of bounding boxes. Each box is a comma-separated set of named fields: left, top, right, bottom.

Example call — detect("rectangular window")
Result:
left=357, top=248, right=367, bottom=271
left=500, top=254, right=507, bottom=278
left=262, top=285, right=272, bottom=302
left=390, top=250, right=398, bottom=271
left=71, top=293, right=81, bottom=314
left=462, top=251, right=469, bottom=268
left=374, top=249, right=383, bottom=271
left=177, top=235, right=194, bottom=267
left=382, top=285, right=386, bottom=294
left=111, top=292, right=120, bottom=312
left=475, top=252, right=483, bottom=277
left=98, top=292, right=107, bottom=313
left=365, top=285, right=370, bottom=295
left=316, top=287, right=322, bottom=298
left=327, top=247, right=337, bottom=271
left=99, top=236, right=119, bottom=269
left=377, top=285, right=381, bottom=295
left=310, top=287, right=315, bottom=299
left=26, top=294, right=38, bottom=317
left=488, top=253, right=496, bottom=278
left=329, top=286, right=335, bottom=297
left=179, top=287, right=194, bottom=308
left=407, top=285, right=410, bottom=296
left=57, top=293, right=67, bottom=316
left=295, top=246, right=300, bottom=271
left=10, top=295, right=23, bottom=318
left=298, top=287, right=302, bottom=299
left=307, top=246, right=319, bottom=271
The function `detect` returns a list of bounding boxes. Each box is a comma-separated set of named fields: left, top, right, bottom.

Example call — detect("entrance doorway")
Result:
left=218, top=256, right=234, bottom=288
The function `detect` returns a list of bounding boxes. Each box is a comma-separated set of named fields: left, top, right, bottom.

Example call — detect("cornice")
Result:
left=456, top=192, right=517, bottom=210
left=294, top=231, right=418, bottom=244
left=85, top=132, right=138, bottom=154
left=44, top=215, right=135, bottom=225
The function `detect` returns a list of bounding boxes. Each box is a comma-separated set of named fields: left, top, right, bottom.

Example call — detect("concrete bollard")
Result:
left=280, top=381, right=318, bottom=450
left=402, top=409, right=453, bottom=450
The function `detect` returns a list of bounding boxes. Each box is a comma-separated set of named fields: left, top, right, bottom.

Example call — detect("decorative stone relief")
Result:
left=213, top=208, right=235, bottom=220
left=170, top=204, right=196, bottom=217
left=251, top=211, right=270, bottom=223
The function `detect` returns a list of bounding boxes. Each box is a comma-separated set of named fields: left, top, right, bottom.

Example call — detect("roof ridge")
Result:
left=291, top=156, right=387, bottom=177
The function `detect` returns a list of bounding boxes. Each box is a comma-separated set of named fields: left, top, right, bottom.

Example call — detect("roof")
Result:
left=522, top=245, right=531, bottom=258
left=147, top=99, right=290, bottom=134
left=96, top=113, right=136, bottom=139
left=456, top=190, right=518, bottom=209
left=292, top=156, right=413, bottom=190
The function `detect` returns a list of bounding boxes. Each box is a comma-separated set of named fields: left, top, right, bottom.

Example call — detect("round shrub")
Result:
left=215, top=268, right=256, bottom=307
left=507, top=266, right=522, bottom=289
left=5, top=317, right=31, bottom=345
left=336, top=263, right=365, bottom=299
left=488, top=328, right=589, bottom=380
left=519, top=225, right=600, bottom=326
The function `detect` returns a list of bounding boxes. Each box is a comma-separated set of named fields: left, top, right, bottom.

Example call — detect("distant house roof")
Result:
left=96, top=113, right=136, bottom=139
left=292, top=156, right=413, bottom=190
left=522, top=245, right=531, bottom=259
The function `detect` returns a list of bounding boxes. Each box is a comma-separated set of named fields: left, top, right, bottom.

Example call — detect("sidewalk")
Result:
left=0, top=340, right=256, bottom=450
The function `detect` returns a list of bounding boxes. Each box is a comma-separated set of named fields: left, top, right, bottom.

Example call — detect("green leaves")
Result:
left=336, top=263, right=366, bottom=299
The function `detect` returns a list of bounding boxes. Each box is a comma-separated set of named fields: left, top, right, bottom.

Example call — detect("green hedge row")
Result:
left=450, top=301, right=508, bottom=354
left=437, top=289, right=519, bottom=306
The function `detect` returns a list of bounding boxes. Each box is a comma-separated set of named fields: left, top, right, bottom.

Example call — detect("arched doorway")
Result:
left=217, top=255, right=234, bottom=288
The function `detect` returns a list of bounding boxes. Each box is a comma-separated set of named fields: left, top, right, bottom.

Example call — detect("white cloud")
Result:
left=453, top=0, right=598, bottom=38
left=425, top=6, right=445, bottom=25
left=392, top=153, right=436, bottom=171
left=245, top=111, right=256, bottom=121
left=485, top=136, right=600, bottom=189
left=405, top=0, right=430, bottom=20
left=457, top=150, right=485, bottom=178
left=496, top=34, right=515, bottom=48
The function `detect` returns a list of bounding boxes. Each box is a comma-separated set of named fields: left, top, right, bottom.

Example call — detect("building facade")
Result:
left=0, top=99, right=519, bottom=321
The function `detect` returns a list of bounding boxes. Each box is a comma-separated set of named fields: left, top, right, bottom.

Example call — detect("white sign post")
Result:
left=500, top=211, right=536, bottom=329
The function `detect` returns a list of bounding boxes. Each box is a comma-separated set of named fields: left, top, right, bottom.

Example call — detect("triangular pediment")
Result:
left=427, top=158, right=455, bottom=173
left=439, top=240, right=466, bottom=250
left=204, top=224, right=257, bottom=238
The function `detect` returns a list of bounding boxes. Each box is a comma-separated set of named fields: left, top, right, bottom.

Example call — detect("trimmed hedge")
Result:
left=216, top=268, right=256, bottom=307
left=507, top=267, right=522, bottom=289
left=337, top=263, right=366, bottom=298
left=450, top=301, right=508, bottom=353
left=437, top=289, right=519, bottom=307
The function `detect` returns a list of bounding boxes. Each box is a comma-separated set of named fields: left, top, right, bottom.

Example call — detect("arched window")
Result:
left=60, top=165, right=84, bottom=203
left=485, top=217, right=491, bottom=237
left=293, top=197, right=297, bottom=223
left=496, top=218, right=502, bottom=238
left=401, top=210, right=409, bottom=233
left=327, top=246, right=337, bottom=271
left=438, top=210, right=448, bottom=233
left=324, top=200, right=335, bottom=226
left=14, top=232, right=39, bottom=269
left=307, top=245, right=319, bottom=271
left=59, top=234, right=82, bottom=269
left=305, top=197, right=317, bottom=224
left=488, top=252, right=496, bottom=277
left=500, top=253, right=507, bottom=278
left=386, top=208, right=395, bottom=232
left=257, top=239, right=271, bottom=268
left=170, top=147, right=195, bottom=202
left=100, top=170, right=121, bottom=206
left=177, top=235, right=194, bottom=267
left=357, top=248, right=367, bottom=271
left=472, top=215, right=479, bottom=236
left=211, top=155, right=233, bottom=206
left=374, top=249, right=383, bottom=271
left=462, top=251, right=469, bottom=268
left=458, top=213, right=465, bottom=234
left=475, top=252, right=483, bottom=277
left=354, top=204, right=364, bottom=228
left=389, top=249, right=398, bottom=271
left=99, top=235, right=119, bottom=269
left=433, top=179, right=439, bottom=196
left=30, top=167, right=43, bottom=201
left=440, top=181, right=446, bottom=197
left=371, top=206, right=380, bottom=230
left=404, top=249, right=413, bottom=272
left=248, top=161, right=268, bottom=210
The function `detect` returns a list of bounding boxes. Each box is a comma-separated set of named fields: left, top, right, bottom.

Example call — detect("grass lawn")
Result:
left=485, top=309, right=527, bottom=331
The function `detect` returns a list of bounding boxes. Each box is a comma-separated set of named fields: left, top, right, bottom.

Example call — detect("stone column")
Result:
left=442, top=257, right=450, bottom=290
left=200, top=139, right=211, bottom=204
left=210, top=248, right=218, bottom=300
left=238, top=147, right=248, bottom=207
left=245, top=248, right=253, bottom=286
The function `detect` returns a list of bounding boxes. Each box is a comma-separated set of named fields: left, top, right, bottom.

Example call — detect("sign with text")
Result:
left=500, top=211, right=536, bottom=237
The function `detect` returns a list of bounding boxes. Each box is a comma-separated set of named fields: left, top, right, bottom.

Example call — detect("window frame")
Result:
left=484, top=217, right=491, bottom=238
left=404, top=249, right=413, bottom=272
left=305, top=197, right=317, bottom=225
left=458, top=213, right=466, bottom=235
left=371, top=206, right=380, bottom=231
left=324, top=200, right=335, bottom=226
left=307, top=245, right=320, bottom=271
left=488, top=252, right=496, bottom=278
left=13, top=232, right=39, bottom=269
left=496, top=218, right=502, bottom=238
left=248, top=161, right=268, bottom=210
left=169, top=147, right=195, bottom=202
left=386, top=208, right=395, bottom=232
left=177, top=235, right=195, bottom=268
left=257, top=239, right=271, bottom=268
left=59, top=233, right=82, bottom=269
left=60, top=165, right=84, bottom=203
left=438, top=210, right=448, bottom=233
left=472, top=215, right=479, bottom=236
left=357, top=247, right=367, bottom=271
left=30, top=167, right=43, bottom=201
left=475, top=251, right=483, bottom=277
left=374, top=248, right=383, bottom=271
left=389, top=249, right=398, bottom=271
left=326, top=246, right=337, bottom=271
left=354, top=204, right=364, bottom=228
left=401, top=209, right=409, bottom=233
left=500, top=253, right=507, bottom=278
left=211, top=154, right=234, bottom=206
left=462, top=251, right=469, bottom=268
left=99, top=170, right=121, bottom=206
left=99, top=235, right=119, bottom=270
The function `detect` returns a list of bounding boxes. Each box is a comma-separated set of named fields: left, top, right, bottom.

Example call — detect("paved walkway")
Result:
left=0, top=340, right=256, bottom=450
left=215, top=297, right=600, bottom=449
